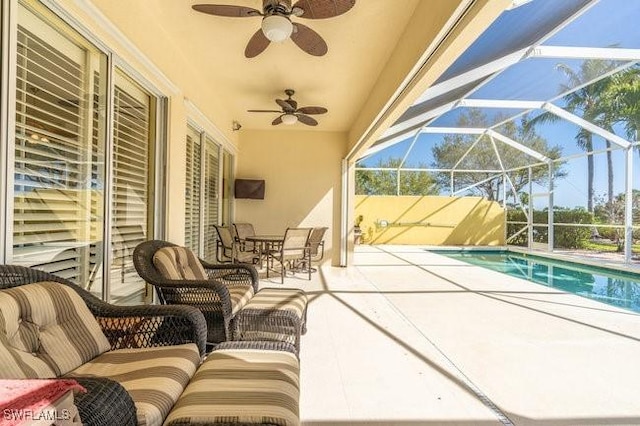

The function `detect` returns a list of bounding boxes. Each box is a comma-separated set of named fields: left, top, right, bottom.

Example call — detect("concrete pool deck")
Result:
left=260, top=245, right=640, bottom=425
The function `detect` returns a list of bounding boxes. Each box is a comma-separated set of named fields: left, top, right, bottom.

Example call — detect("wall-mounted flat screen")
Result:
left=234, top=179, right=265, bottom=199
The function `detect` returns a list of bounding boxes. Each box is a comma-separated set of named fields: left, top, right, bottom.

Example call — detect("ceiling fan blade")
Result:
left=291, top=23, right=328, bottom=56
left=292, top=0, right=356, bottom=19
left=247, top=109, right=283, bottom=113
left=245, top=30, right=271, bottom=58
left=192, top=4, right=262, bottom=17
left=272, top=116, right=284, bottom=126
left=276, top=99, right=295, bottom=112
left=297, top=106, right=327, bottom=115
left=296, top=114, right=318, bottom=126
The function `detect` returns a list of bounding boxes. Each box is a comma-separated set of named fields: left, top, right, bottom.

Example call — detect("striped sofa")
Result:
left=0, top=265, right=300, bottom=426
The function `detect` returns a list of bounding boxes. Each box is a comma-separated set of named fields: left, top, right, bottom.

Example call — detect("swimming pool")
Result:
left=433, top=250, right=640, bottom=313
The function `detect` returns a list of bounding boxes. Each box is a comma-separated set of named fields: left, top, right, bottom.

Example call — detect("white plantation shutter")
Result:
left=110, top=72, right=154, bottom=303
left=185, top=126, right=202, bottom=254
left=11, top=2, right=161, bottom=303
left=13, top=7, right=106, bottom=294
left=203, top=136, right=220, bottom=262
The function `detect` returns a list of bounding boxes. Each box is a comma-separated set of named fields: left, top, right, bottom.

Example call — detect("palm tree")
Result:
left=526, top=60, right=617, bottom=211
left=599, top=66, right=640, bottom=150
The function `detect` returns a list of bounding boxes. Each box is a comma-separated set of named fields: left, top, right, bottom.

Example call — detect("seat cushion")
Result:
left=233, top=289, right=307, bottom=350
left=244, top=288, right=307, bottom=320
left=228, top=285, right=255, bottom=315
left=163, top=348, right=300, bottom=426
left=153, top=247, right=208, bottom=280
left=68, top=343, right=201, bottom=426
left=0, top=282, right=111, bottom=378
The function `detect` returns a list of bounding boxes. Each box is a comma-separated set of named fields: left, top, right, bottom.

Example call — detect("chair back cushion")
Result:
left=0, top=282, right=111, bottom=378
left=153, top=246, right=208, bottom=280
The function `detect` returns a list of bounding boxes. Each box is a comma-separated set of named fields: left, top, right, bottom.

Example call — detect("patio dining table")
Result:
left=245, top=235, right=284, bottom=269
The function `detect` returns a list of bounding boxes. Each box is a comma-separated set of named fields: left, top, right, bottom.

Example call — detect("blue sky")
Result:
left=358, top=0, right=640, bottom=211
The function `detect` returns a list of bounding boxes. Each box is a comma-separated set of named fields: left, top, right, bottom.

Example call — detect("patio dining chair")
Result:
left=233, top=222, right=257, bottom=253
left=266, top=227, right=312, bottom=283
left=307, top=226, right=328, bottom=272
left=213, top=224, right=258, bottom=264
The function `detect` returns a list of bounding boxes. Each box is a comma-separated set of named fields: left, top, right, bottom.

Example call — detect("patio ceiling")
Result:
left=364, top=0, right=640, bottom=162
left=86, top=0, right=428, bottom=133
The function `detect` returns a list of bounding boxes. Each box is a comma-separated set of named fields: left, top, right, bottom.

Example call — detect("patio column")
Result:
left=340, top=158, right=350, bottom=267
left=624, top=147, right=633, bottom=264
left=548, top=162, right=554, bottom=252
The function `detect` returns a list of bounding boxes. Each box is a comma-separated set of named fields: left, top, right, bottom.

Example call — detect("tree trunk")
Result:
left=606, top=140, right=613, bottom=204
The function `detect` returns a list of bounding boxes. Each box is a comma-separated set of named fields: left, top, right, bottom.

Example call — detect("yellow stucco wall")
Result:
left=355, top=195, right=505, bottom=245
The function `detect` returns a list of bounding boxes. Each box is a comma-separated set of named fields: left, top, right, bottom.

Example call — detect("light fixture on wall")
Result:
left=281, top=113, right=298, bottom=125
left=232, top=120, right=242, bottom=131
left=261, top=15, right=293, bottom=42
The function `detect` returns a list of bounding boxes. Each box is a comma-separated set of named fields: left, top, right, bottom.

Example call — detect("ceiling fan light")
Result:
left=281, top=114, right=298, bottom=125
left=261, top=15, right=293, bottom=42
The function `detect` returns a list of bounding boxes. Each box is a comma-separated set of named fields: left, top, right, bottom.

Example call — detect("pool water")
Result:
left=434, top=250, right=640, bottom=313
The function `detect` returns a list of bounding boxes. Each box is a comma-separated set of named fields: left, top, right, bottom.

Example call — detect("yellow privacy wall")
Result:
left=355, top=196, right=505, bottom=246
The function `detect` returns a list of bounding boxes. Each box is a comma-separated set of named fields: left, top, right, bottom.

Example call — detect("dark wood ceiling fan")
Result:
left=192, top=0, right=356, bottom=58
left=248, top=89, right=327, bottom=126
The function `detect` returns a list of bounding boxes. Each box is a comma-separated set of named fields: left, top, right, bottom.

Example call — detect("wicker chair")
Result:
left=0, top=264, right=207, bottom=426
left=267, top=227, right=312, bottom=283
left=133, top=240, right=259, bottom=344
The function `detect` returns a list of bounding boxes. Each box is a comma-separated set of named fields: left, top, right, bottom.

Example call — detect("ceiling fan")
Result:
left=192, top=0, right=356, bottom=57
left=248, top=89, right=327, bottom=126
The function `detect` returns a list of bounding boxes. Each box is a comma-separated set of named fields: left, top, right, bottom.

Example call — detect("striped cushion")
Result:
left=228, top=285, right=255, bottom=315
left=164, top=348, right=300, bottom=426
left=0, top=282, right=111, bottom=378
left=153, top=247, right=208, bottom=280
left=245, top=288, right=307, bottom=320
left=69, top=343, right=201, bottom=426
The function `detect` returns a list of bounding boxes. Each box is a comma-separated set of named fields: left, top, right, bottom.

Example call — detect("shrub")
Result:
left=507, top=208, right=593, bottom=249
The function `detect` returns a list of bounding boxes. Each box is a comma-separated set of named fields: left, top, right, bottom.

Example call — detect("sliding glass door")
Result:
left=203, top=136, right=220, bottom=262
left=185, top=125, right=202, bottom=254
left=184, top=127, right=221, bottom=262
left=8, top=0, right=164, bottom=303
left=110, top=71, right=156, bottom=303
left=13, top=3, right=107, bottom=297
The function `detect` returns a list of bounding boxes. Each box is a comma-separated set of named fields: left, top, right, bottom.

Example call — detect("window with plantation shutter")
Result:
left=203, top=136, right=220, bottom=262
left=185, top=126, right=202, bottom=254
left=13, top=3, right=107, bottom=297
left=110, top=71, right=155, bottom=304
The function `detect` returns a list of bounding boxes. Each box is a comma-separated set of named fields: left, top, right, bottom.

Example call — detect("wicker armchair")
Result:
left=133, top=240, right=259, bottom=344
left=0, top=264, right=208, bottom=426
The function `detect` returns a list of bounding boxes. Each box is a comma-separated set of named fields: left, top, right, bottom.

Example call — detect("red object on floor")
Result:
left=0, top=379, right=86, bottom=426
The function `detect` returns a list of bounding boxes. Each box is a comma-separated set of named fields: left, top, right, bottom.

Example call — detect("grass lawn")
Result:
left=583, top=241, right=640, bottom=253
